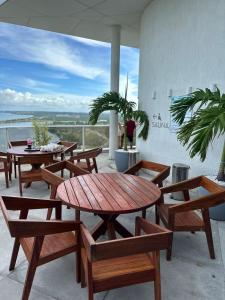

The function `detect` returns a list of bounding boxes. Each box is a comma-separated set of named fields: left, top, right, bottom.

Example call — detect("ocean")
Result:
left=0, top=112, right=33, bottom=122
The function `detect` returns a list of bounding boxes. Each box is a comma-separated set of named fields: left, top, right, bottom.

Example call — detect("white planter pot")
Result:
left=115, top=149, right=139, bottom=172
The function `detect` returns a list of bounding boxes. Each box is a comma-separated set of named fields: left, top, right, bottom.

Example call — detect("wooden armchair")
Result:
left=0, top=151, right=11, bottom=188
left=18, top=153, right=55, bottom=196
left=69, top=147, right=102, bottom=173
left=81, top=217, right=172, bottom=300
left=156, top=176, right=225, bottom=260
left=8, top=140, right=27, bottom=178
left=41, top=160, right=89, bottom=219
left=124, top=160, right=170, bottom=218
left=0, top=195, right=80, bottom=300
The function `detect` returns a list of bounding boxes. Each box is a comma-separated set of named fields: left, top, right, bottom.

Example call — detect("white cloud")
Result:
left=0, top=23, right=106, bottom=80
left=66, top=35, right=110, bottom=48
left=0, top=88, right=93, bottom=112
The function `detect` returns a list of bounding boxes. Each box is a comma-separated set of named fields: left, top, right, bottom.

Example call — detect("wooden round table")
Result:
left=57, top=173, right=161, bottom=240
left=7, top=145, right=63, bottom=188
left=7, top=145, right=62, bottom=156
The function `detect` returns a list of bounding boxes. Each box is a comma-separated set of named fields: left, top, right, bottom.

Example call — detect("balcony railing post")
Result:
left=82, top=126, right=85, bottom=150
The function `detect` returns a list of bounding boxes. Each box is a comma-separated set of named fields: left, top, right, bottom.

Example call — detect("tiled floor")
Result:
left=0, top=153, right=224, bottom=300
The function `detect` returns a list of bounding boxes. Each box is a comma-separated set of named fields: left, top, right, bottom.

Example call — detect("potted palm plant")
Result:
left=89, top=91, right=149, bottom=171
left=170, top=87, right=225, bottom=220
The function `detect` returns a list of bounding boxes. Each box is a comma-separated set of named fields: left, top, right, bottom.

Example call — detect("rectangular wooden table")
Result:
left=57, top=173, right=161, bottom=240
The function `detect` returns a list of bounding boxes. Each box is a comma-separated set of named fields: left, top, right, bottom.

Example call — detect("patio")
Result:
left=0, top=152, right=224, bottom=300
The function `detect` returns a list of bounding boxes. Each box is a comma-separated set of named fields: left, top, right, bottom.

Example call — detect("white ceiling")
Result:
left=0, top=0, right=152, bottom=47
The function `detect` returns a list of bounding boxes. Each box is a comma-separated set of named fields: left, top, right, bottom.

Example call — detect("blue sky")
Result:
left=0, top=22, right=139, bottom=112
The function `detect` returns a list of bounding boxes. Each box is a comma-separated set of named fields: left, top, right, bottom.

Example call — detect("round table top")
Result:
left=57, top=173, right=161, bottom=215
left=7, top=145, right=62, bottom=156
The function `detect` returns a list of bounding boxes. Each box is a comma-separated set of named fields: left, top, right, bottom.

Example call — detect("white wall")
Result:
left=138, top=0, right=225, bottom=178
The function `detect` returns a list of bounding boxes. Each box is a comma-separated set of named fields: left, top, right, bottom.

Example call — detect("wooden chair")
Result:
left=0, top=195, right=80, bottom=300
left=18, top=154, right=55, bottom=196
left=41, top=160, right=89, bottom=219
left=8, top=140, right=27, bottom=178
left=0, top=151, right=12, bottom=188
left=69, top=147, right=102, bottom=173
left=156, top=176, right=225, bottom=260
left=81, top=217, right=172, bottom=300
left=124, top=160, right=171, bottom=218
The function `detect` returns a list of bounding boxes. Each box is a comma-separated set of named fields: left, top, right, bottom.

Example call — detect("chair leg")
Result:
left=9, top=238, right=20, bottom=271
left=155, top=205, right=160, bottom=225
left=154, top=253, right=161, bottom=300
left=19, top=180, right=23, bottom=196
left=166, top=233, right=173, bottom=261
left=202, top=209, right=215, bottom=259
left=47, top=208, right=53, bottom=220
left=14, top=161, right=17, bottom=178
left=76, top=251, right=81, bottom=283
left=142, top=209, right=146, bottom=219
left=4, top=170, right=9, bottom=188
left=22, top=238, right=43, bottom=300
left=81, top=260, right=86, bottom=288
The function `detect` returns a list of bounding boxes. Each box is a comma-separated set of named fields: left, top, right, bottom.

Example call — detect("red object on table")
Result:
left=57, top=173, right=161, bottom=240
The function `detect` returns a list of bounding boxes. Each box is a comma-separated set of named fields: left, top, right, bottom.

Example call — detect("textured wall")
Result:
left=138, top=0, right=225, bottom=178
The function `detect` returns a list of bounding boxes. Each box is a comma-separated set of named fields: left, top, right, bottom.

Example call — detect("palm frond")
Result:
left=170, top=88, right=224, bottom=125
left=132, top=110, right=149, bottom=140
left=176, top=105, right=225, bottom=161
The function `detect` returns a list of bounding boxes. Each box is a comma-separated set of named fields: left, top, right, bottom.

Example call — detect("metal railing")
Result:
left=0, top=124, right=110, bottom=151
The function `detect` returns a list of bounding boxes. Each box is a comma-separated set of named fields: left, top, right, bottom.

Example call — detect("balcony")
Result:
left=0, top=148, right=224, bottom=300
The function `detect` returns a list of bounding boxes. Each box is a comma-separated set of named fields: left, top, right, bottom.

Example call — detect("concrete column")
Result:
left=109, top=25, right=121, bottom=159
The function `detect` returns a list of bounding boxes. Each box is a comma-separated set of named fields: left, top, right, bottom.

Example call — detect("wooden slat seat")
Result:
left=159, top=204, right=204, bottom=230
left=156, top=176, right=225, bottom=260
left=21, top=232, right=77, bottom=265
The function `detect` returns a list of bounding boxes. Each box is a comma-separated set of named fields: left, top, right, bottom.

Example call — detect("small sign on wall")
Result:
left=152, top=113, right=169, bottom=128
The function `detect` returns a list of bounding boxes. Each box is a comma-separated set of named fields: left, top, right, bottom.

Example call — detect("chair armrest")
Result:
left=160, top=176, right=202, bottom=194
left=124, top=161, right=142, bottom=174
left=8, top=220, right=80, bottom=237
left=135, top=217, right=170, bottom=235
left=169, top=191, right=225, bottom=214
left=0, top=196, right=62, bottom=211
left=81, top=223, right=95, bottom=261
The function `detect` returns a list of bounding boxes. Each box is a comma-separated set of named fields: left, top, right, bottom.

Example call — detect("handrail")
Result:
left=0, top=124, right=110, bottom=151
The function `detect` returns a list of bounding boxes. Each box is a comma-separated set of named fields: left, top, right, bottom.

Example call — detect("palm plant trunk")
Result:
left=217, top=141, right=225, bottom=182
left=123, top=117, right=128, bottom=151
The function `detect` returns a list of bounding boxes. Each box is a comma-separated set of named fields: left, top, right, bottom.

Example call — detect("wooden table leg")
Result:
left=91, top=220, right=108, bottom=240
left=91, top=214, right=133, bottom=240
left=24, top=163, right=42, bottom=188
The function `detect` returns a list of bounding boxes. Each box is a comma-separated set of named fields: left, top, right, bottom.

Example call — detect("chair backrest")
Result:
left=81, top=222, right=172, bottom=262
left=71, top=147, right=102, bottom=160
left=161, top=176, right=225, bottom=212
left=57, top=141, right=77, bottom=155
left=42, top=161, right=89, bottom=199
left=18, top=153, right=55, bottom=165
left=0, top=195, right=79, bottom=238
left=124, top=160, right=170, bottom=187
left=9, top=140, right=27, bottom=148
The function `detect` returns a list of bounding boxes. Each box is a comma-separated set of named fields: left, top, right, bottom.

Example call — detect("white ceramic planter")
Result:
left=115, top=149, right=139, bottom=172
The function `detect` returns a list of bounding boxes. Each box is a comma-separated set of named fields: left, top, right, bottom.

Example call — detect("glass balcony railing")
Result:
left=0, top=125, right=109, bottom=151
